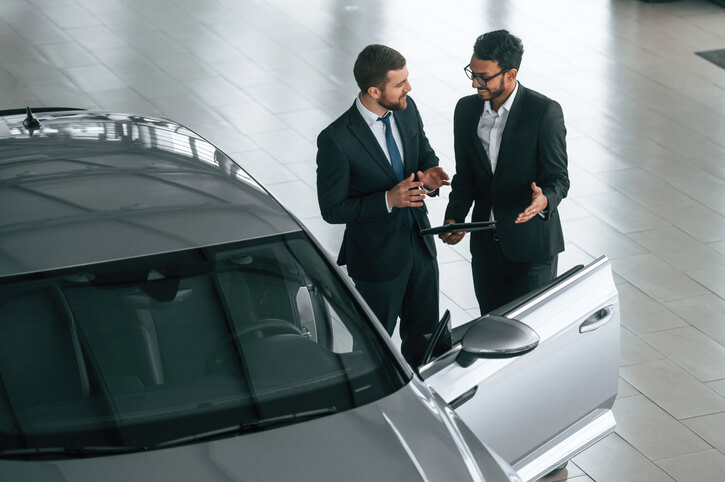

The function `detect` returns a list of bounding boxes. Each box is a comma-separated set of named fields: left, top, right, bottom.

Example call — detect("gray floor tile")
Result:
left=563, top=217, right=647, bottom=260
left=567, top=164, right=616, bottom=199
left=116, top=30, right=187, bottom=58
left=629, top=226, right=725, bottom=271
left=278, top=108, right=335, bottom=140
left=41, top=5, right=100, bottom=29
left=264, top=179, right=320, bottom=220
left=708, top=380, right=725, bottom=398
left=284, top=160, right=317, bottom=190
left=576, top=191, right=668, bottom=234
left=5, top=11, right=69, bottom=45
left=88, top=88, right=160, bottom=116
left=197, top=123, right=257, bottom=155
left=0, top=31, right=42, bottom=62
left=640, top=327, right=725, bottom=382
left=687, top=265, right=725, bottom=302
left=92, top=46, right=160, bottom=75
left=154, top=54, right=217, bottom=82
left=672, top=175, right=725, bottom=213
left=598, top=168, right=693, bottom=208
left=620, top=327, right=665, bottom=367
left=66, top=25, right=127, bottom=51
left=230, top=149, right=297, bottom=186
left=664, top=294, right=725, bottom=347
left=439, top=260, right=478, bottom=312
left=613, top=395, right=711, bottom=461
left=244, top=83, right=316, bottom=114
left=618, top=377, right=640, bottom=400
left=557, top=199, right=591, bottom=222
left=150, top=94, right=224, bottom=129
left=30, top=80, right=99, bottom=109
left=183, top=76, right=251, bottom=108
left=215, top=102, right=288, bottom=135
left=567, top=136, right=634, bottom=173
left=612, top=254, right=709, bottom=303
left=64, top=64, right=127, bottom=92
left=249, top=129, right=316, bottom=165
left=649, top=199, right=725, bottom=244
left=35, top=42, right=97, bottom=69
left=617, top=283, right=688, bottom=334
left=657, top=449, right=725, bottom=482
left=117, top=69, right=187, bottom=99
left=572, top=432, right=675, bottom=482
left=683, top=411, right=725, bottom=454
left=620, top=359, right=725, bottom=419
left=3, top=58, right=68, bottom=85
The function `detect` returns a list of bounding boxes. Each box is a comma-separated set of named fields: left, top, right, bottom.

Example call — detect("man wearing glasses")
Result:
left=440, top=30, right=570, bottom=315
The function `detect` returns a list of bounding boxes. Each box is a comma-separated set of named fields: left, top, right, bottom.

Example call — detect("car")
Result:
left=0, top=107, right=619, bottom=482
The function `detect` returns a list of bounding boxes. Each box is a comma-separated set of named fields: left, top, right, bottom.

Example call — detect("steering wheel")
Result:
left=234, top=318, right=302, bottom=341
left=205, top=318, right=302, bottom=374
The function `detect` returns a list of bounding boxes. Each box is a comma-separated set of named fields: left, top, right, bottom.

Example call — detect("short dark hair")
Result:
left=473, top=30, right=524, bottom=71
left=353, top=44, right=406, bottom=92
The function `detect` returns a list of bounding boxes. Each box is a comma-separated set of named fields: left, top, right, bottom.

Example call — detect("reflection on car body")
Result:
left=0, top=108, right=619, bottom=482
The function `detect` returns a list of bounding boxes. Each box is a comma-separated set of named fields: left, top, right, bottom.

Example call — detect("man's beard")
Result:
left=380, top=94, right=407, bottom=111
left=478, top=80, right=506, bottom=100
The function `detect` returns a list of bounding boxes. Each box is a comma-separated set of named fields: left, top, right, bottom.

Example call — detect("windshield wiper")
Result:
left=155, top=406, right=338, bottom=449
left=0, top=445, right=145, bottom=459
left=242, top=406, right=338, bottom=430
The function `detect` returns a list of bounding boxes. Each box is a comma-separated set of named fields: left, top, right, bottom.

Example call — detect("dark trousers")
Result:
left=353, top=232, right=441, bottom=367
left=472, top=230, right=558, bottom=315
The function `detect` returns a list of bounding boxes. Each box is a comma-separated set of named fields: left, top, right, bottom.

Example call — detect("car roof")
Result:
left=0, top=109, right=302, bottom=279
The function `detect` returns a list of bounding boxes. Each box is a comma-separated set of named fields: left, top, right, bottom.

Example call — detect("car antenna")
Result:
left=23, top=106, right=41, bottom=134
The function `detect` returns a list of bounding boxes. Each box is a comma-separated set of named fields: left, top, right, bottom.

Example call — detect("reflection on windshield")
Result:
left=0, top=234, right=406, bottom=457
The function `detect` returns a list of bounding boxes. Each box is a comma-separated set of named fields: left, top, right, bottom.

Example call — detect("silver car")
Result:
left=0, top=108, right=619, bottom=482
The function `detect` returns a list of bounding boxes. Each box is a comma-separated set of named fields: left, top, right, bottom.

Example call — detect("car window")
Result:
left=0, top=233, right=407, bottom=456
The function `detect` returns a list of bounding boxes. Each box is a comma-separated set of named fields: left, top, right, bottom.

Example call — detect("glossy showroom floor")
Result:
left=2, top=0, right=725, bottom=480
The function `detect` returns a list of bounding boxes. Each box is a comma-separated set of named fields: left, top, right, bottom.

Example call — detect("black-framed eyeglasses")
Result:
left=464, top=65, right=510, bottom=86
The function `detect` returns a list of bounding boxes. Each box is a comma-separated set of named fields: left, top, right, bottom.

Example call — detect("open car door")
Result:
left=421, top=256, right=619, bottom=482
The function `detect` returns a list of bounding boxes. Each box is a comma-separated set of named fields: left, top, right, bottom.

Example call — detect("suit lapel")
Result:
left=346, top=104, right=399, bottom=185
left=496, top=83, right=525, bottom=176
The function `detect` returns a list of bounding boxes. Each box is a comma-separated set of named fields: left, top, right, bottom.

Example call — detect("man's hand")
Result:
left=439, top=219, right=466, bottom=245
left=417, top=166, right=451, bottom=192
left=387, top=173, right=426, bottom=208
left=515, top=182, right=548, bottom=224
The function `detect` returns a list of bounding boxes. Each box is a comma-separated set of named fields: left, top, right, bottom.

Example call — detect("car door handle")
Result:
left=579, top=305, right=615, bottom=333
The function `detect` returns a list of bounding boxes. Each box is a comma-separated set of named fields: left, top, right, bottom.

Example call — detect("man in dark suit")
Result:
left=316, top=44, right=450, bottom=366
left=440, top=30, right=570, bottom=314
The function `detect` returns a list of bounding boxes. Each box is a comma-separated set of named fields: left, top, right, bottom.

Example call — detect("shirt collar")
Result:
left=484, top=81, right=519, bottom=115
left=355, top=95, right=387, bottom=127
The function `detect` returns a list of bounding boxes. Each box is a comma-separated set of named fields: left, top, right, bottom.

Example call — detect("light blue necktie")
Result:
left=378, top=113, right=412, bottom=227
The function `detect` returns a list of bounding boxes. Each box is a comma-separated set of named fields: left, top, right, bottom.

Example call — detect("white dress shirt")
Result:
left=355, top=95, right=405, bottom=212
left=478, top=82, right=519, bottom=221
left=477, top=81, right=518, bottom=174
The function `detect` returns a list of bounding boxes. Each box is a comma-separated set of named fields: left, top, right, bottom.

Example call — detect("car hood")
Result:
left=0, top=382, right=511, bottom=482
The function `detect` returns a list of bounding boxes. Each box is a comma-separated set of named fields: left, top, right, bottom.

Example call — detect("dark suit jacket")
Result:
left=316, top=96, right=438, bottom=282
left=445, top=84, right=570, bottom=263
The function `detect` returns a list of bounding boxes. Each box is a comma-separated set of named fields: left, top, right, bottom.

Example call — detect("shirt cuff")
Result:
left=385, top=191, right=392, bottom=213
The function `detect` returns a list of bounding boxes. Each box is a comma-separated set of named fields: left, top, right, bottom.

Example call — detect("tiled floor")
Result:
left=2, top=0, right=725, bottom=480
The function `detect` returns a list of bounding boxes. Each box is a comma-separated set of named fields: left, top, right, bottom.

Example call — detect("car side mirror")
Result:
left=456, top=315, right=540, bottom=367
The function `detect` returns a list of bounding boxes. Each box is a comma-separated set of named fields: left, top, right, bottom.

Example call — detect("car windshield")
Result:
left=0, top=233, right=407, bottom=457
